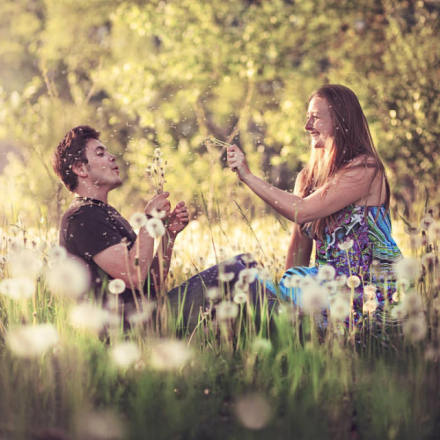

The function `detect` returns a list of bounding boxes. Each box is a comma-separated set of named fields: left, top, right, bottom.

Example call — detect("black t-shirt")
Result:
left=60, top=197, right=154, bottom=303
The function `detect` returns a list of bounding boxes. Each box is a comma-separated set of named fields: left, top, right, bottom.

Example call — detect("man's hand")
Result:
left=167, top=201, right=189, bottom=235
left=226, top=144, right=251, bottom=181
left=144, top=192, right=171, bottom=217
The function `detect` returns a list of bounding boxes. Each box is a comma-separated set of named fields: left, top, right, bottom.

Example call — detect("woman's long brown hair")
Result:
left=299, top=84, right=390, bottom=239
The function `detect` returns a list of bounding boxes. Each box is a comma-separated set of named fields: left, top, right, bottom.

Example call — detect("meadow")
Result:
left=0, top=202, right=439, bottom=440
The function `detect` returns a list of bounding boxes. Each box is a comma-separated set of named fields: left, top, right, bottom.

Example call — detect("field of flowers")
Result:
left=0, top=204, right=439, bottom=440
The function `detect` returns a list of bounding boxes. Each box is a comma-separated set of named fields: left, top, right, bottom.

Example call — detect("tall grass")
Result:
left=0, top=206, right=439, bottom=439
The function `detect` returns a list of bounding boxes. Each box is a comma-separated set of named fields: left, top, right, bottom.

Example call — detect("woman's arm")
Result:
left=227, top=145, right=377, bottom=224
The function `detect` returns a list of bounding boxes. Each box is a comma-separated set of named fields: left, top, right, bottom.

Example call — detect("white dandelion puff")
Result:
left=403, top=315, right=427, bottom=342
left=302, top=285, right=329, bottom=314
left=363, top=284, right=377, bottom=301
left=393, top=257, right=421, bottom=282
left=238, top=268, right=258, bottom=285
left=363, top=299, right=378, bottom=314
left=129, top=212, right=148, bottom=230
left=45, top=257, right=90, bottom=298
left=235, top=394, right=272, bottom=430
left=150, top=339, right=192, bottom=371
left=330, top=296, right=351, bottom=321
left=233, top=291, right=248, bottom=304
left=336, top=274, right=348, bottom=286
left=346, top=275, right=361, bottom=289
left=146, top=218, right=165, bottom=239
left=108, top=279, right=126, bottom=295
left=401, top=291, right=424, bottom=315
left=216, top=300, right=239, bottom=321
left=47, top=245, right=67, bottom=262
left=300, top=275, right=318, bottom=291
left=7, top=324, right=59, bottom=358
left=150, top=208, right=167, bottom=219
left=257, top=267, right=272, bottom=281
left=283, top=274, right=302, bottom=288
left=317, top=265, right=336, bottom=281
left=390, top=304, right=406, bottom=321
left=69, top=303, right=109, bottom=333
left=111, top=342, right=141, bottom=369
left=205, top=287, right=222, bottom=302
left=128, top=301, right=156, bottom=326
left=338, top=239, right=354, bottom=251
left=0, top=277, right=34, bottom=300
left=8, top=248, right=43, bottom=280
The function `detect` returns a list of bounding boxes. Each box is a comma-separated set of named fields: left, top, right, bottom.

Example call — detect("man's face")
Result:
left=83, top=138, right=122, bottom=190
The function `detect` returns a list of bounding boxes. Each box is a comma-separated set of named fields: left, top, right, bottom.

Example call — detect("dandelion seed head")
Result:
left=0, top=277, right=34, bottom=300
left=150, top=208, right=166, bottom=219
left=403, top=315, right=427, bottom=342
left=238, top=268, right=258, bottom=285
left=235, top=394, right=272, bottom=430
left=330, top=296, right=351, bottom=321
left=402, top=291, right=424, bottom=315
left=150, top=339, right=192, bottom=371
left=46, top=257, right=90, bottom=298
left=393, top=257, right=421, bottom=282
left=128, top=301, right=156, bottom=326
left=346, top=275, right=361, bottom=289
left=8, top=248, right=43, bottom=280
left=47, top=245, right=67, bottom=262
left=69, top=303, right=109, bottom=333
left=146, top=218, right=165, bottom=239
left=205, top=287, right=222, bottom=302
left=233, top=291, right=248, bottom=304
left=257, top=266, right=272, bottom=281
left=363, top=299, right=378, bottom=314
left=302, top=285, right=329, bottom=314
left=363, top=284, right=377, bottom=301
left=338, top=239, right=354, bottom=251
left=129, top=212, right=148, bottom=230
left=216, top=300, right=239, bottom=321
left=390, top=304, right=406, bottom=321
left=317, top=264, right=336, bottom=281
left=108, top=279, right=126, bottom=295
left=111, top=342, right=141, bottom=369
left=7, top=324, right=59, bottom=358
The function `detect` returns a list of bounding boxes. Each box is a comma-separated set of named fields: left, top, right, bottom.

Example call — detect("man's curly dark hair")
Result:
left=53, top=125, right=100, bottom=191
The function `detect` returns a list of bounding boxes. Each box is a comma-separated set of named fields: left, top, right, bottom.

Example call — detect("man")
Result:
left=53, top=125, right=189, bottom=320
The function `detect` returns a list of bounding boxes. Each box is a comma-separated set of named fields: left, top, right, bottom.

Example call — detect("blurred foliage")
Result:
left=0, top=0, right=439, bottom=225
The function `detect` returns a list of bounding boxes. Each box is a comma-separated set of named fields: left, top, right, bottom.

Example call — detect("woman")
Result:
left=227, top=84, right=402, bottom=322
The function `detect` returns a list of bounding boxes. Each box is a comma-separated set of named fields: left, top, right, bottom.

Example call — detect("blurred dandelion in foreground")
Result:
left=283, top=274, right=302, bottom=288
left=47, top=245, right=67, bottom=262
left=403, top=315, right=427, bottom=342
left=76, top=409, right=126, bottom=440
left=346, top=275, right=361, bottom=289
left=330, top=296, right=351, bottom=321
left=238, top=267, right=258, bottom=285
left=7, top=324, right=59, bottom=358
left=363, top=284, right=377, bottom=301
left=8, top=248, right=43, bottom=280
left=150, top=339, right=192, bottom=371
left=205, top=287, right=222, bottom=302
left=251, top=337, right=272, bottom=355
left=257, top=266, right=272, bottom=281
left=233, top=291, right=248, bottom=304
left=363, top=299, right=378, bottom=315
left=111, top=342, right=141, bottom=369
left=0, top=277, right=34, bottom=300
left=146, top=218, right=165, bottom=239
left=45, top=257, right=90, bottom=298
left=393, top=257, right=421, bottom=282
left=69, top=303, right=109, bottom=333
left=235, top=393, right=272, bottom=430
left=302, top=284, right=329, bottom=314
left=108, top=279, right=126, bottom=295
left=216, top=300, right=239, bottom=320
left=317, top=264, right=336, bottom=281
left=401, top=291, right=424, bottom=315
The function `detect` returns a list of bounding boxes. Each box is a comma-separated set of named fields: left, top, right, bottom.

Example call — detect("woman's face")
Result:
left=304, top=96, right=334, bottom=149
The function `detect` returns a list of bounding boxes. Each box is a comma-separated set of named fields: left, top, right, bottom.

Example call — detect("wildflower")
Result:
left=330, top=296, right=351, bottom=321
left=218, top=271, right=234, bottom=282
left=205, top=287, right=222, bottom=302
left=401, top=291, right=424, bottom=315
left=146, top=218, right=165, bottom=239
left=47, top=245, right=67, bottom=262
left=251, top=337, right=272, bottom=355
left=238, top=267, right=258, bottom=285
left=150, top=339, right=192, bottom=371
left=150, top=208, right=166, bottom=219
left=233, top=291, right=248, bottom=304
left=69, top=303, right=109, bottom=333
left=283, top=274, right=302, bottom=288
left=111, top=342, right=141, bottom=369
left=0, top=277, right=34, bottom=300
left=76, top=409, right=126, bottom=440
left=346, top=275, right=361, bottom=289
left=216, top=300, right=239, bottom=320
left=302, top=284, right=329, bottom=314
left=428, top=221, right=440, bottom=242
left=403, top=315, right=427, bottom=342
left=363, top=299, right=378, bottom=314
left=130, top=212, right=148, bottom=230
left=363, top=284, right=377, bottom=301
left=8, top=248, right=43, bottom=280
left=235, top=393, right=272, bottom=430
left=108, top=279, right=126, bottom=295
left=7, top=324, right=59, bottom=358
left=338, top=239, right=354, bottom=251
left=317, top=264, right=336, bottom=281
left=45, top=257, right=90, bottom=298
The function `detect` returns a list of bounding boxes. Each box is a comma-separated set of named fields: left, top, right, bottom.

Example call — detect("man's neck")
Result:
left=75, top=186, right=109, bottom=204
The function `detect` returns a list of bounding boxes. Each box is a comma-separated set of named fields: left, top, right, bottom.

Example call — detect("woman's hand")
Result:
left=227, top=145, right=251, bottom=181
left=167, top=201, right=190, bottom=235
